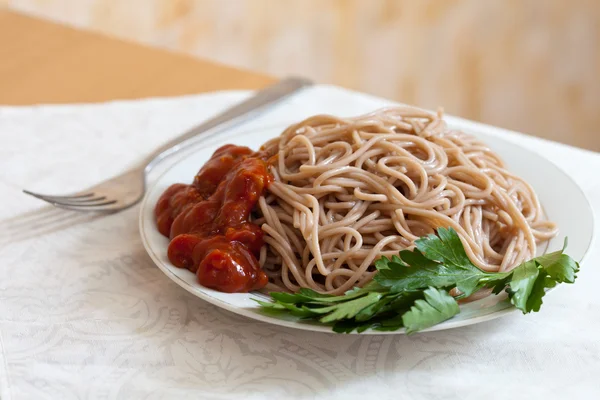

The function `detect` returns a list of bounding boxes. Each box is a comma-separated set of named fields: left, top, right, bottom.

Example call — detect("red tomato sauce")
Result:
left=154, top=144, right=272, bottom=293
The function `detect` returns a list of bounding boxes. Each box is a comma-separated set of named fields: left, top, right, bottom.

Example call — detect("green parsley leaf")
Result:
left=483, top=239, right=580, bottom=314
left=504, top=260, right=540, bottom=312
left=536, top=251, right=579, bottom=283
left=402, top=287, right=460, bottom=334
left=375, top=228, right=494, bottom=297
left=317, top=292, right=385, bottom=323
left=270, top=287, right=367, bottom=304
left=525, top=272, right=550, bottom=312
left=256, top=228, right=580, bottom=333
left=415, top=228, right=473, bottom=270
left=332, top=319, right=378, bottom=333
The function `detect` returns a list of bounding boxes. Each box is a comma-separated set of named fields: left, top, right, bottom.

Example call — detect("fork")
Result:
left=23, top=77, right=313, bottom=212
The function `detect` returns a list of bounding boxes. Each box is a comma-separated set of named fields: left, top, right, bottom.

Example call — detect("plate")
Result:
left=139, top=121, right=594, bottom=334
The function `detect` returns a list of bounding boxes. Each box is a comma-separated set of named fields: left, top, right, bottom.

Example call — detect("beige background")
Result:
left=2, top=0, right=599, bottom=150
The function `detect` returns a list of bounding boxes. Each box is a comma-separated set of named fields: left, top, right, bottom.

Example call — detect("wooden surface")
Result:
left=0, top=10, right=272, bottom=105
left=0, top=6, right=598, bottom=151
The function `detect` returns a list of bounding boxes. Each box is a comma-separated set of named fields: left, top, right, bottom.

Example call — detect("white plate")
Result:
left=139, top=121, right=594, bottom=334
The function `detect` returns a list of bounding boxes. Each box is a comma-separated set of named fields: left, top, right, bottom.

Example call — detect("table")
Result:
left=0, top=10, right=273, bottom=105
left=1, top=10, right=598, bottom=152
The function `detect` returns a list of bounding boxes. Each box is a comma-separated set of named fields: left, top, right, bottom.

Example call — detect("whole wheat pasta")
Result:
left=254, top=107, right=557, bottom=295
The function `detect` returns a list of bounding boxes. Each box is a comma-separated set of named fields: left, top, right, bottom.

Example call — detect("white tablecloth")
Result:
left=1, top=85, right=599, bottom=400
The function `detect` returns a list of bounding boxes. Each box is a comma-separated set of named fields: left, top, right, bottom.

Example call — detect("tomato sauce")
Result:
left=154, top=145, right=271, bottom=293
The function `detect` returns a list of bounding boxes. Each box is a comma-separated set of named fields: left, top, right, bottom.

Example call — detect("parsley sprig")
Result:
left=256, top=228, right=579, bottom=333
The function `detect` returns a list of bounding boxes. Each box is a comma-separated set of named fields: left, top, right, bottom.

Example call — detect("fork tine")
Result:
left=41, top=195, right=107, bottom=203
left=56, top=201, right=119, bottom=212
left=23, top=191, right=98, bottom=205
left=51, top=199, right=117, bottom=207
left=23, top=190, right=94, bottom=199
left=24, top=190, right=117, bottom=207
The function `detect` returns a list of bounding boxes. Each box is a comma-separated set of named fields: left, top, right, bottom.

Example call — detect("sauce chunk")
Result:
left=154, top=145, right=271, bottom=293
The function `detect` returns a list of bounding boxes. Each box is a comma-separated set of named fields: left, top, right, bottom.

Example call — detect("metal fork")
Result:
left=23, top=77, right=313, bottom=212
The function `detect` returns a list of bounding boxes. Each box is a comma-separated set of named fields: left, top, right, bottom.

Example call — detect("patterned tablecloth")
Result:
left=1, top=85, right=599, bottom=400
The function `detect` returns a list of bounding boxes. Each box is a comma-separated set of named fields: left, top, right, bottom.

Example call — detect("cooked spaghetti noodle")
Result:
left=255, top=107, right=557, bottom=295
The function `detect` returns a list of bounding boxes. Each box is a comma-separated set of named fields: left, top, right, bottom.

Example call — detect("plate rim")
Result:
left=139, top=120, right=595, bottom=335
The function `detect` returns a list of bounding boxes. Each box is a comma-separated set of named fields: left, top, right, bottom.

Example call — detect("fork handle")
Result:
left=142, top=77, right=313, bottom=172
